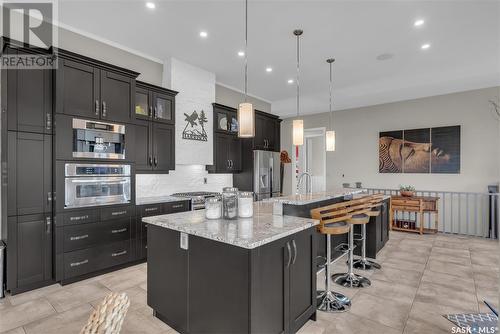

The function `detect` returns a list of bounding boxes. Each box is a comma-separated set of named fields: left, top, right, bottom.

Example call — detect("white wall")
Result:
left=281, top=87, right=500, bottom=195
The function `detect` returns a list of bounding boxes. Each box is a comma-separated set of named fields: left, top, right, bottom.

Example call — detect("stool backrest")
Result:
left=311, top=195, right=385, bottom=234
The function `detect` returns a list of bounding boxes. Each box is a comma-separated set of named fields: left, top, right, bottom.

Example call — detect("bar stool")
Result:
left=311, top=207, right=352, bottom=312
left=332, top=214, right=371, bottom=288
left=352, top=207, right=382, bottom=270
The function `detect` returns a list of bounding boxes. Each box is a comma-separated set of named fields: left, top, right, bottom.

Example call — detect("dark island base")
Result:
left=282, top=197, right=390, bottom=263
left=147, top=224, right=317, bottom=334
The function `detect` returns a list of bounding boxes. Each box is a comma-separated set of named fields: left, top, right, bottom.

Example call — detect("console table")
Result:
left=390, top=195, right=439, bottom=234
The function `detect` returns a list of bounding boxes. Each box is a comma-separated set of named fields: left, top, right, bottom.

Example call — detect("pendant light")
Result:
left=237, top=0, right=254, bottom=138
left=292, top=29, right=304, bottom=146
left=325, top=58, right=336, bottom=151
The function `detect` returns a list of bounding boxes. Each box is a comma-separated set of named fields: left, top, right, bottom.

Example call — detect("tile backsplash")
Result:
left=136, top=165, right=233, bottom=198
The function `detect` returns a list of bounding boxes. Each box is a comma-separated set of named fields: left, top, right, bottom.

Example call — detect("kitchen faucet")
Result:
left=297, top=172, right=313, bottom=195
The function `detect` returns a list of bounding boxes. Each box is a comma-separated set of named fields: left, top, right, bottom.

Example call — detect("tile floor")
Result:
left=0, top=231, right=497, bottom=334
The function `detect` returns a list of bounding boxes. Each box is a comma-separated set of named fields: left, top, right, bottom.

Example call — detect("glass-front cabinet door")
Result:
left=135, top=87, right=151, bottom=120
left=153, top=92, right=174, bottom=124
left=216, top=110, right=238, bottom=134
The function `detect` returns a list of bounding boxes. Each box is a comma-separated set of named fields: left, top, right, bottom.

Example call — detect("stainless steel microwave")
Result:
left=65, top=163, right=131, bottom=209
left=72, top=118, right=126, bottom=160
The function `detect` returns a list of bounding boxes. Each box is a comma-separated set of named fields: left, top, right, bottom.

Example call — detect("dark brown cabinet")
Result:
left=208, top=104, right=242, bottom=173
left=136, top=200, right=190, bottom=261
left=148, top=226, right=316, bottom=334
left=7, top=131, right=52, bottom=217
left=153, top=123, right=175, bottom=171
left=252, top=228, right=316, bottom=334
left=55, top=51, right=137, bottom=124
left=213, top=133, right=241, bottom=173
left=134, top=120, right=175, bottom=173
left=134, top=82, right=177, bottom=173
left=255, top=112, right=281, bottom=151
left=4, top=47, right=52, bottom=134
left=7, top=214, right=52, bottom=294
left=134, top=81, right=176, bottom=124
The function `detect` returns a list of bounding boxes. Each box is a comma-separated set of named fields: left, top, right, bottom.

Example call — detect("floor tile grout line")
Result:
left=400, top=234, right=432, bottom=334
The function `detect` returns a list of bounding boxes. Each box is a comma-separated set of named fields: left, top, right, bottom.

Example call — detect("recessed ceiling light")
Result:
left=237, top=51, right=245, bottom=57
left=199, top=31, right=208, bottom=38
left=421, top=43, right=431, bottom=50
left=266, top=67, right=273, bottom=72
left=414, top=19, right=424, bottom=27
left=145, top=2, right=155, bottom=9
left=287, top=79, right=294, bottom=84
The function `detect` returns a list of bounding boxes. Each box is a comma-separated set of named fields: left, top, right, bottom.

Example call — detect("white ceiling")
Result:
left=58, top=0, right=500, bottom=117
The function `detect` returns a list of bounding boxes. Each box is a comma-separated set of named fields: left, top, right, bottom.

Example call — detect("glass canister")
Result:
left=238, top=191, right=254, bottom=218
left=222, top=187, right=238, bottom=219
left=205, top=197, right=222, bottom=220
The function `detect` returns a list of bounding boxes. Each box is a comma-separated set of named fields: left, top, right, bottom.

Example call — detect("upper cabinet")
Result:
left=133, top=82, right=178, bottom=173
left=208, top=104, right=242, bottom=173
left=55, top=50, right=138, bottom=124
left=254, top=111, right=281, bottom=152
left=3, top=46, right=53, bottom=134
left=134, top=82, right=176, bottom=125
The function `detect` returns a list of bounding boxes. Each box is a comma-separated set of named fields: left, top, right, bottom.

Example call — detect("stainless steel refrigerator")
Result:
left=253, top=150, right=281, bottom=201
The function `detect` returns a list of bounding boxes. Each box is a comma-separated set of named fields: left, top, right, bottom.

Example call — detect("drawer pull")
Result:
left=70, top=259, right=89, bottom=267
left=111, top=250, right=127, bottom=257
left=172, top=204, right=183, bottom=209
left=111, top=210, right=127, bottom=216
left=70, top=215, right=89, bottom=221
left=70, top=234, right=89, bottom=241
left=111, top=228, right=127, bottom=234
left=145, top=207, right=158, bottom=212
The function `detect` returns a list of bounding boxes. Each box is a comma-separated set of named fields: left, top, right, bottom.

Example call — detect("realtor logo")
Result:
left=1, top=0, right=58, bottom=69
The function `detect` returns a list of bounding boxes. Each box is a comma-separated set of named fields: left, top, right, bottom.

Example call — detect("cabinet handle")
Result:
left=102, top=101, right=107, bottom=117
left=46, top=216, right=52, bottom=234
left=70, top=259, right=88, bottom=267
left=149, top=156, right=153, bottom=166
left=70, top=234, right=89, bottom=241
left=286, top=242, right=292, bottom=268
left=144, top=207, right=158, bottom=212
left=172, top=204, right=183, bottom=209
left=154, top=157, right=158, bottom=166
left=111, top=250, right=127, bottom=257
left=47, top=192, right=52, bottom=205
left=154, top=107, right=157, bottom=119
left=149, top=106, right=153, bottom=118
left=95, top=100, right=99, bottom=116
left=291, top=239, right=297, bottom=265
left=46, top=112, right=52, bottom=130
left=111, top=228, right=127, bottom=234
left=111, top=210, right=127, bottom=216
left=70, top=215, right=89, bottom=222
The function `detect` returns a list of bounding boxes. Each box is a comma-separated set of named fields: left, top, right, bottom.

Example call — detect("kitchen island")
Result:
left=144, top=202, right=319, bottom=334
left=268, top=189, right=391, bottom=261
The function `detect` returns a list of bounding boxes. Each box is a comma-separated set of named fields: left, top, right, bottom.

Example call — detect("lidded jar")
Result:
left=222, top=187, right=238, bottom=219
left=205, top=197, right=222, bottom=219
left=238, top=191, right=254, bottom=218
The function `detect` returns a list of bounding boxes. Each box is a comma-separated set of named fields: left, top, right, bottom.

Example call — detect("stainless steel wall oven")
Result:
left=72, top=118, right=125, bottom=159
left=65, top=163, right=131, bottom=209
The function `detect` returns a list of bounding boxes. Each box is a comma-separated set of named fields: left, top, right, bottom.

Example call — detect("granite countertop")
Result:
left=136, top=195, right=188, bottom=206
left=266, top=188, right=365, bottom=205
left=142, top=202, right=319, bottom=249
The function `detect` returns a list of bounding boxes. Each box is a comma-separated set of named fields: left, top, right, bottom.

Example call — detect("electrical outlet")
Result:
left=204, top=177, right=207, bottom=184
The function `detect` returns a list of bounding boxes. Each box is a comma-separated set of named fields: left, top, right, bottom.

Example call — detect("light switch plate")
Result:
left=180, top=232, right=189, bottom=250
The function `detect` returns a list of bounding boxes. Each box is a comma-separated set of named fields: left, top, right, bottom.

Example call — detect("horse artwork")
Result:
left=182, top=110, right=208, bottom=141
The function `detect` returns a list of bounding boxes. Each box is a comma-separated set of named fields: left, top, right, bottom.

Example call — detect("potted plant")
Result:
left=399, top=185, right=416, bottom=197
